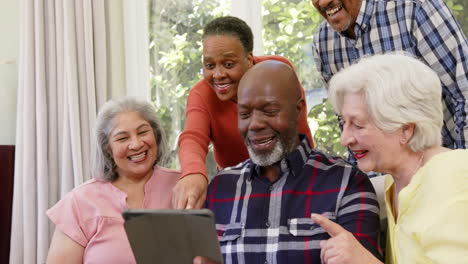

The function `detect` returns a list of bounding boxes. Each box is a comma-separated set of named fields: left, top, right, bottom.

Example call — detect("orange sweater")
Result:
left=178, top=55, right=313, bottom=178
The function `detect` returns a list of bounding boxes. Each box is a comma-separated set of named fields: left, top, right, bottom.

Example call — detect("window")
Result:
left=148, top=0, right=343, bottom=174
left=148, top=0, right=230, bottom=171
left=147, top=0, right=468, bottom=172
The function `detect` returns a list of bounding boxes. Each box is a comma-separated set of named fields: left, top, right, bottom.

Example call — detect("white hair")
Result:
left=328, top=53, right=443, bottom=152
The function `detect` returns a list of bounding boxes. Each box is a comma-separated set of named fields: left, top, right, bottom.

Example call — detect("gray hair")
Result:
left=328, top=53, right=443, bottom=152
left=91, top=97, right=167, bottom=181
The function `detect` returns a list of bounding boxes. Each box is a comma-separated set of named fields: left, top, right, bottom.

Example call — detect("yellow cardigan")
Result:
left=384, top=150, right=468, bottom=264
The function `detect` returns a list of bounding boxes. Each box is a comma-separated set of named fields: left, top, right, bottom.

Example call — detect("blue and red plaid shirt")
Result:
left=206, top=135, right=381, bottom=263
left=313, top=0, right=468, bottom=149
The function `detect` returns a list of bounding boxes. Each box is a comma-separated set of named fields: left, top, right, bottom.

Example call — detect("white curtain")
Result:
left=123, top=0, right=150, bottom=99
left=231, top=0, right=263, bottom=55
left=10, top=0, right=107, bottom=262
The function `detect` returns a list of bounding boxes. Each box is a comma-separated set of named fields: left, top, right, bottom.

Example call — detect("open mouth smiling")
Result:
left=214, top=83, right=232, bottom=93
left=352, top=150, right=368, bottom=159
left=249, top=136, right=276, bottom=151
left=325, top=3, right=343, bottom=16
left=128, top=151, right=147, bottom=161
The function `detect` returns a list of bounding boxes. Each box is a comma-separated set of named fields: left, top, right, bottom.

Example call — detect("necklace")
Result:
left=411, top=151, right=425, bottom=176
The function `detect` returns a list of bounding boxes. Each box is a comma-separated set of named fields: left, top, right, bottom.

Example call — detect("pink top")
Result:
left=47, top=166, right=180, bottom=264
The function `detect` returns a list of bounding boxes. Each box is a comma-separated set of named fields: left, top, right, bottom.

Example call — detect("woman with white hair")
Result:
left=47, top=97, right=180, bottom=263
left=311, top=53, right=468, bottom=264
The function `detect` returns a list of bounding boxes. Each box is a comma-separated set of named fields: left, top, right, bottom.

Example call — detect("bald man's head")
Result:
left=237, top=60, right=305, bottom=167
left=238, top=60, right=302, bottom=102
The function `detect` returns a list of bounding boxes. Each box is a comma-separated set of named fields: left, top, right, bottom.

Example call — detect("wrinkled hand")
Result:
left=192, top=256, right=219, bottom=264
left=311, top=213, right=382, bottom=264
left=172, top=173, right=208, bottom=209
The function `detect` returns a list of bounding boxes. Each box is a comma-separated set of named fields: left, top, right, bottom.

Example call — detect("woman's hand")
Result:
left=172, top=173, right=208, bottom=209
left=311, top=213, right=382, bottom=264
left=193, top=256, right=219, bottom=264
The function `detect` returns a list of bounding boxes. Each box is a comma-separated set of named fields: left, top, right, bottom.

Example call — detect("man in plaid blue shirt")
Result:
left=312, top=0, right=468, bottom=149
left=195, top=60, right=380, bottom=264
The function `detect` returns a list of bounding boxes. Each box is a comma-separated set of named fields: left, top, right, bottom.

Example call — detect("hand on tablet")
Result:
left=193, top=256, right=219, bottom=264
left=172, top=173, right=208, bottom=209
left=311, top=213, right=382, bottom=264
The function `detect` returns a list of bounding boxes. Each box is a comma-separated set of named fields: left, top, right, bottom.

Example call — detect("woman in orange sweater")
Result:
left=173, top=16, right=313, bottom=209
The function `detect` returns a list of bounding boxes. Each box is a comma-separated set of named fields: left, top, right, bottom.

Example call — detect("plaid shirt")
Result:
left=313, top=0, right=468, bottom=149
left=206, top=136, right=381, bottom=264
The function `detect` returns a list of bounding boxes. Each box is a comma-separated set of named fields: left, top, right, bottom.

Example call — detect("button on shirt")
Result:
left=313, top=0, right=468, bottom=149
left=206, top=135, right=381, bottom=263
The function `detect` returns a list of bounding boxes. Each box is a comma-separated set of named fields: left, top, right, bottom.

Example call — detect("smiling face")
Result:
left=339, top=92, right=403, bottom=173
left=203, top=35, right=253, bottom=102
left=237, top=61, right=303, bottom=167
left=312, top=0, right=362, bottom=38
left=108, top=111, right=157, bottom=180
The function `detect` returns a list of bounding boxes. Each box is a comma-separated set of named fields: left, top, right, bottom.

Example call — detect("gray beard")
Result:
left=245, top=119, right=298, bottom=167
left=246, top=130, right=299, bottom=167
left=247, top=140, right=285, bottom=167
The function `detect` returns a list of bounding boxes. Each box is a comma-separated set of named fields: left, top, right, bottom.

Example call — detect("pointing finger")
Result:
left=311, top=213, right=346, bottom=237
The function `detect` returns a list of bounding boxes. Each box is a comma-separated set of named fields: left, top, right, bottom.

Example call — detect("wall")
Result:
left=0, top=1, right=19, bottom=145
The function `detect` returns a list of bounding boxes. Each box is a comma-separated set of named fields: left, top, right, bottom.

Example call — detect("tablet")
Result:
left=123, top=208, right=223, bottom=264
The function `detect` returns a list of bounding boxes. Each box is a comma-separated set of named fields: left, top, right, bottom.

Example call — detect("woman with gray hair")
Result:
left=311, top=53, right=468, bottom=264
left=46, top=97, right=180, bottom=263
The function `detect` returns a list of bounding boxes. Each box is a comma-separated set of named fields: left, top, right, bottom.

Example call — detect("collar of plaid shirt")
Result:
left=249, top=134, right=311, bottom=181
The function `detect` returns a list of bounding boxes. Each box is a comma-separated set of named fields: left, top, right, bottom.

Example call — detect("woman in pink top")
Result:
left=47, top=97, right=180, bottom=263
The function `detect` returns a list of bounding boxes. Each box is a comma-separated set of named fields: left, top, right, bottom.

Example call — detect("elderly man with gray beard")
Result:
left=194, top=60, right=381, bottom=264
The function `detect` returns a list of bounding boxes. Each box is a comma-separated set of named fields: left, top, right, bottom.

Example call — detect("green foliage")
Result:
left=446, top=0, right=468, bottom=36
left=262, top=0, right=323, bottom=89
left=308, top=99, right=346, bottom=157
left=148, top=0, right=229, bottom=168
left=149, top=0, right=468, bottom=168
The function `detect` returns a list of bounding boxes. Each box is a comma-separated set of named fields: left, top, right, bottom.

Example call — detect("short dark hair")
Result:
left=202, top=16, right=254, bottom=54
